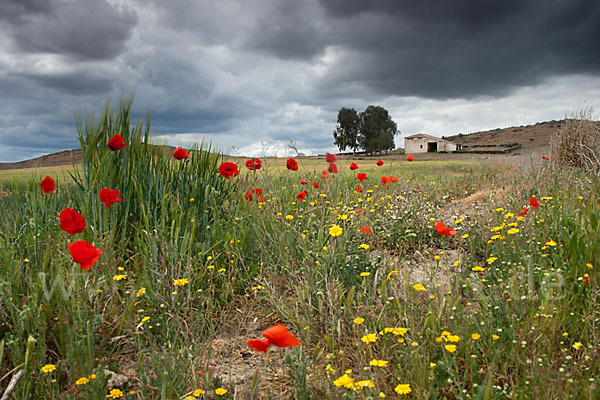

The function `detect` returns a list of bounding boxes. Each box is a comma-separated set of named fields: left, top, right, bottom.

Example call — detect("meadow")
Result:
left=0, top=99, right=598, bottom=399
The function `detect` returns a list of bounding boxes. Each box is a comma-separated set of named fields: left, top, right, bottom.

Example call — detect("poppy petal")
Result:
left=246, top=339, right=271, bottom=353
left=262, top=324, right=301, bottom=348
left=68, top=241, right=102, bottom=271
left=59, top=208, right=86, bottom=235
left=40, top=176, right=56, bottom=194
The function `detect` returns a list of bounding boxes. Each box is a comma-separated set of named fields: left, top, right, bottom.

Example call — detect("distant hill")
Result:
left=0, top=145, right=178, bottom=170
left=0, top=149, right=82, bottom=170
left=443, top=120, right=563, bottom=152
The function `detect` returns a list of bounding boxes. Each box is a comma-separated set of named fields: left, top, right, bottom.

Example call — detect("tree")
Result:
left=333, top=107, right=360, bottom=154
left=359, top=105, right=398, bottom=155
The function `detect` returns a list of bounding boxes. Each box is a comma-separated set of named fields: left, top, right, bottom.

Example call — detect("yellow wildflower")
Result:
left=329, top=225, right=343, bottom=237
left=333, top=374, right=354, bottom=388
left=369, top=359, right=388, bottom=367
left=444, top=344, right=457, bottom=353
left=412, top=283, right=426, bottom=291
left=355, top=380, right=375, bottom=389
left=394, top=383, right=412, bottom=395
left=386, top=270, right=398, bottom=280
left=106, top=389, right=124, bottom=398
left=41, top=364, right=56, bottom=374
left=76, top=377, right=90, bottom=385
left=361, top=333, right=378, bottom=344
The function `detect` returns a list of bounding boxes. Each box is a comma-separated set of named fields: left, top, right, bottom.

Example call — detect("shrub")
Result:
left=551, top=108, right=600, bottom=175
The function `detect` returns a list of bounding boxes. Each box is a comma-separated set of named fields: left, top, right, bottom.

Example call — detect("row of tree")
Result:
left=332, top=105, right=399, bottom=155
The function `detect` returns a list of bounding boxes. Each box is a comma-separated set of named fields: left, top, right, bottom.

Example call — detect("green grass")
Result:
left=0, top=99, right=598, bottom=399
left=0, top=165, right=79, bottom=184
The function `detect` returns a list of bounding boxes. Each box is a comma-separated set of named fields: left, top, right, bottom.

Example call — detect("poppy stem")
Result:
left=263, top=348, right=270, bottom=375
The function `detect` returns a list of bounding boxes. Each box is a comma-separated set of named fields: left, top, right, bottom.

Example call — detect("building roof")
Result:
left=404, top=133, right=456, bottom=143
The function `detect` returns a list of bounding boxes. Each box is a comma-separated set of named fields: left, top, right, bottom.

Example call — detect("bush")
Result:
left=551, top=108, right=600, bottom=175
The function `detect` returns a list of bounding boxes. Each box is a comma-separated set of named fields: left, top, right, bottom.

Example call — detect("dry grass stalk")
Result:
left=551, top=108, right=600, bottom=175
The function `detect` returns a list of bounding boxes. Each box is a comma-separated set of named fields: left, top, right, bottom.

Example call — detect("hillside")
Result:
left=444, top=120, right=562, bottom=152
left=0, top=149, right=83, bottom=170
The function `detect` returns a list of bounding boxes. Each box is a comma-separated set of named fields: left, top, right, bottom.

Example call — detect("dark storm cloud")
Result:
left=243, top=1, right=328, bottom=60
left=16, top=70, right=115, bottom=95
left=309, top=0, right=600, bottom=99
left=1, top=0, right=137, bottom=60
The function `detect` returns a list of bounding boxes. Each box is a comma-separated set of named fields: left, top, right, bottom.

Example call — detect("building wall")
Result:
left=439, top=142, right=457, bottom=152
left=405, top=138, right=429, bottom=153
left=405, top=138, right=458, bottom=153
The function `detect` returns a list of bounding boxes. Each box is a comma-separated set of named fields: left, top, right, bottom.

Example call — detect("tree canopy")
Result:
left=333, top=107, right=360, bottom=154
left=332, top=105, right=398, bottom=155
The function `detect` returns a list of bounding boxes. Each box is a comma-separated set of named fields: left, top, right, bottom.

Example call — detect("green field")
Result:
left=0, top=102, right=598, bottom=399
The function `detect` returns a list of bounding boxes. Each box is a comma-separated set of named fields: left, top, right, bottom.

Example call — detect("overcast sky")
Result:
left=1, top=0, right=599, bottom=162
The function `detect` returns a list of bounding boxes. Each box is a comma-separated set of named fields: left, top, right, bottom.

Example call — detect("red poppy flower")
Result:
left=218, top=162, right=239, bottom=179
left=320, top=170, right=328, bottom=179
left=406, top=154, right=414, bottom=162
left=296, top=190, right=308, bottom=201
left=356, top=184, right=363, bottom=193
left=246, top=339, right=271, bottom=353
left=245, top=158, right=262, bottom=170
left=99, top=188, right=123, bottom=208
left=542, top=156, right=550, bottom=160
left=376, top=160, right=384, bottom=166
left=355, top=208, right=363, bottom=214
left=381, top=176, right=390, bottom=185
left=287, top=158, right=299, bottom=171
left=356, top=173, right=367, bottom=182
left=68, top=240, right=102, bottom=271
left=389, top=175, right=399, bottom=183
left=349, top=162, right=358, bottom=170
left=361, top=225, right=373, bottom=235
left=328, top=162, right=338, bottom=174
left=107, top=134, right=128, bottom=151
left=325, top=152, right=337, bottom=163
left=262, top=324, right=301, bottom=348
left=244, top=190, right=254, bottom=201
left=300, top=179, right=307, bottom=185
left=529, top=198, right=539, bottom=209
left=313, top=182, right=320, bottom=189
left=255, top=188, right=262, bottom=196
left=173, top=147, right=190, bottom=160
left=60, top=208, right=86, bottom=235
left=40, top=176, right=56, bottom=194
left=435, top=222, right=457, bottom=236
left=519, top=207, right=529, bottom=216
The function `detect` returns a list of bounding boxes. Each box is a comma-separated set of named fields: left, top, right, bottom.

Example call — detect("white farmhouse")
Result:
left=404, top=133, right=461, bottom=153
